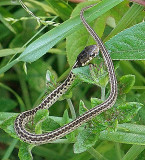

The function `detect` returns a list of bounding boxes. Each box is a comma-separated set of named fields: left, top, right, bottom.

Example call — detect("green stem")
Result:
left=0, top=82, right=25, bottom=111
left=49, top=139, right=71, bottom=143
left=14, top=65, right=32, bottom=110
left=120, top=61, right=145, bottom=84
left=57, top=68, right=71, bottom=82
left=67, top=99, right=76, bottom=120
left=0, top=59, right=18, bottom=74
left=59, top=144, right=69, bottom=155
left=2, top=139, right=18, bottom=160
left=33, top=88, right=48, bottom=107
left=87, top=147, right=107, bottom=160
left=101, top=86, right=105, bottom=101
left=122, top=145, right=145, bottom=160
left=0, top=73, right=19, bottom=81
left=115, top=143, right=122, bottom=160
left=132, top=86, right=145, bottom=89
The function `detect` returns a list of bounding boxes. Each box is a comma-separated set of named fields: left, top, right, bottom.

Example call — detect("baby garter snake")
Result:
left=14, top=4, right=117, bottom=145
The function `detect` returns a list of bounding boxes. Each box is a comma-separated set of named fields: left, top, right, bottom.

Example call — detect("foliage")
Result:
left=0, top=0, right=145, bottom=160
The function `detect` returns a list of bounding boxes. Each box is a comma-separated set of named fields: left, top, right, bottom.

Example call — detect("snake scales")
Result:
left=14, top=4, right=117, bottom=145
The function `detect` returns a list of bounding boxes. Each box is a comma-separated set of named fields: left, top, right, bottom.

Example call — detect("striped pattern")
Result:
left=14, top=4, right=117, bottom=145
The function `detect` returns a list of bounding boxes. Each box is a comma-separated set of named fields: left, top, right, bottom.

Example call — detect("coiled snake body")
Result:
left=14, top=4, right=117, bottom=145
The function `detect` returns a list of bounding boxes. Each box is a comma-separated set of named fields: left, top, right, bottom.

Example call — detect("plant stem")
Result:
left=2, top=139, right=18, bottom=160
left=132, top=86, right=145, bottom=89
left=87, top=147, right=107, bottom=160
left=57, top=68, right=71, bottom=82
left=101, top=86, right=105, bottom=101
left=33, top=88, right=48, bottom=107
left=122, top=145, right=145, bottom=160
left=115, top=143, right=122, bottom=160
left=120, top=61, right=145, bottom=84
left=14, top=65, right=32, bottom=110
left=67, top=99, right=76, bottom=120
left=50, top=139, right=71, bottom=143
left=0, top=82, right=25, bottom=111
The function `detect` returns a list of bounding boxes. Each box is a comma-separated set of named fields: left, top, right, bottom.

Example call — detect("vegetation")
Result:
left=0, top=0, right=145, bottom=160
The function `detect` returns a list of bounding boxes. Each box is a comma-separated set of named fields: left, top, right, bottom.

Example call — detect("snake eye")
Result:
left=76, top=45, right=99, bottom=67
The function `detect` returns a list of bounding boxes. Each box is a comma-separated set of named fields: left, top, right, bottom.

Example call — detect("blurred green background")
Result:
left=0, top=0, right=145, bottom=160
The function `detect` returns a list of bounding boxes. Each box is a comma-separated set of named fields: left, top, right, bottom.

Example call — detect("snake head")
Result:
left=76, top=45, right=99, bottom=67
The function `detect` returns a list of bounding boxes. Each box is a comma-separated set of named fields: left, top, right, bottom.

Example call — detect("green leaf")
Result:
left=99, top=122, right=145, bottom=145
left=0, top=23, right=10, bottom=40
left=74, top=128, right=99, bottom=153
left=119, top=74, right=135, bottom=94
left=25, top=0, right=56, bottom=15
left=34, top=109, right=49, bottom=134
left=100, top=123, right=145, bottom=145
left=61, top=110, right=70, bottom=125
left=0, top=0, right=19, bottom=6
left=105, top=22, right=145, bottom=60
left=0, top=98, right=17, bottom=112
left=90, top=98, right=110, bottom=129
left=0, top=48, right=24, bottom=57
left=35, top=122, right=43, bottom=134
left=34, top=109, right=49, bottom=124
left=118, top=123, right=145, bottom=135
left=90, top=99, right=142, bottom=130
left=0, top=47, right=64, bottom=57
left=0, top=113, right=18, bottom=139
left=115, top=94, right=126, bottom=106
left=19, top=0, right=122, bottom=63
left=72, top=64, right=108, bottom=87
left=46, top=69, right=57, bottom=87
left=60, top=90, right=73, bottom=100
left=72, top=66, right=94, bottom=84
left=91, top=98, right=103, bottom=108
left=117, top=102, right=142, bottom=123
left=27, top=59, right=50, bottom=93
left=61, top=110, right=75, bottom=141
left=45, top=116, right=68, bottom=126
left=0, top=0, right=123, bottom=75
left=61, top=110, right=75, bottom=142
left=105, top=3, right=145, bottom=41
left=42, top=118, right=60, bottom=132
left=45, top=0, right=73, bottom=20
left=89, top=64, right=109, bottom=87
left=18, top=143, right=33, bottom=160
left=0, top=112, right=17, bottom=125
left=79, top=100, right=88, bottom=115
left=0, top=13, right=16, bottom=34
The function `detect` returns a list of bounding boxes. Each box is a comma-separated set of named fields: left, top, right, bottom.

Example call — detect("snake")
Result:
left=14, top=4, right=117, bottom=145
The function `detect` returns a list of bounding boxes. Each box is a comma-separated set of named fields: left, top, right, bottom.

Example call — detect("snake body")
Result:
left=14, top=4, right=117, bottom=145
